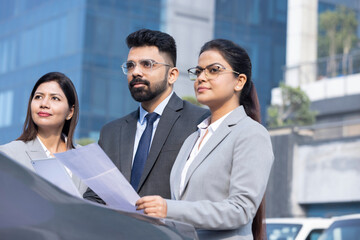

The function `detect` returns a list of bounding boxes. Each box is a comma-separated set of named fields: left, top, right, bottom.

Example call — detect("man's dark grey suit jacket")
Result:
left=84, top=93, right=209, bottom=202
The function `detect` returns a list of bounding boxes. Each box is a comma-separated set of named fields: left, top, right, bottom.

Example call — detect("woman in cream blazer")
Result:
left=136, top=39, right=274, bottom=240
left=0, top=72, right=86, bottom=195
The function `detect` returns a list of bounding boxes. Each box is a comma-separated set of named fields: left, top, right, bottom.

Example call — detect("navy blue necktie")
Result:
left=130, top=112, right=159, bottom=190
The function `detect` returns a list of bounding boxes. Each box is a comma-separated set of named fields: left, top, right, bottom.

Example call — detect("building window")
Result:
left=0, top=38, right=16, bottom=74
left=0, top=90, right=14, bottom=127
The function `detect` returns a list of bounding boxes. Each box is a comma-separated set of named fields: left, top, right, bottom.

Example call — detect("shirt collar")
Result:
left=197, top=109, right=234, bottom=133
left=36, top=135, right=68, bottom=158
left=138, top=91, right=174, bottom=124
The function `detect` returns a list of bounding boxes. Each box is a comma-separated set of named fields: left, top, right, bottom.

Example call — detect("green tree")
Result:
left=182, top=96, right=203, bottom=107
left=267, top=83, right=316, bottom=128
left=76, top=138, right=96, bottom=146
left=319, top=9, right=339, bottom=77
left=338, top=6, right=358, bottom=75
left=318, top=6, right=358, bottom=76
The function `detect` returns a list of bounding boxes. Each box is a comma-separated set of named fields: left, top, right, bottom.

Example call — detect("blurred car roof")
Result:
left=0, top=152, right=198, bottom=240
left=330, top=214, right=360, bottom=221
left=266, top=217, right=333, bottom=240
left=266, top=217, right=333, bottom=227
left=319, top=214, right=360, bottom=240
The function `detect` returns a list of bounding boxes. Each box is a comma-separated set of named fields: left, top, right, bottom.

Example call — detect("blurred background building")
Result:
left=1, top=0, right=360, bottom=220
left=0, top=0, right=287, bottom=143
left=267, top=0, right=360, bottom=218
left=0, top=0, right=165, bottom=142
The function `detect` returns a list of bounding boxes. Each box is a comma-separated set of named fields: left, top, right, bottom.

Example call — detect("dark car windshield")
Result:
left=319, top=218, right=360, bottom=240
left=266, top=223, right=302, bottom=240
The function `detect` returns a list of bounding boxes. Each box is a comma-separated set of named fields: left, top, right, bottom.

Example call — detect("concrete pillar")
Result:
left=162, top=0, right=215, bottom=98
left=286, top=0, right=318, bottom=87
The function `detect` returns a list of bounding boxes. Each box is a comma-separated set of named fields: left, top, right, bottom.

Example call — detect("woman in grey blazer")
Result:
left=0, top=72, right=86, bottom=194
left=136, top=39, right=274, bottom=240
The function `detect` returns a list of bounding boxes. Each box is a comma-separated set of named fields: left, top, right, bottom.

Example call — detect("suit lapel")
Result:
left=180, top=106, right=247, bottom=198
left=120, top=111, right=138, bottom=181
left=172, top=132, right=199, bottom=200
left=25, top=138, right=49, bottom=160
left=180, top=124, right=231, bottom=198
left=137, top=94, right=183, bottom=191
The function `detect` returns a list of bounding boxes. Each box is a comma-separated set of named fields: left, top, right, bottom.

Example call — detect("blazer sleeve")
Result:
left=166, top=126, right=274, bottom=230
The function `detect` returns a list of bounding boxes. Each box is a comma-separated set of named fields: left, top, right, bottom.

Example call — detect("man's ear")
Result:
left=234, top=74, right=247, bottom=92
left=168, top=67, right=179, bottom=85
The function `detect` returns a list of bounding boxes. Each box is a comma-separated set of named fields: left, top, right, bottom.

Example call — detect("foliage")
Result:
left=75, top=138, right=96, bottom=146
left=337, top=6, right=358, bottom=55
left=318, top=6, right=358, bottom=60
left=182, top=96, right=203, bottom=106
left=267, top=83, right=317, bottom=128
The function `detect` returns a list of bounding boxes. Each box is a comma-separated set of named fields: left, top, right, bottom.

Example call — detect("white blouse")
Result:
left=36, top=135, right=73, bottom=177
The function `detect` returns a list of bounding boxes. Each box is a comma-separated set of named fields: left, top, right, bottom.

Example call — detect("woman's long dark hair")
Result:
left=17, top=72, right=79, bottom=149
left=200, top=39, right=266, bottom=240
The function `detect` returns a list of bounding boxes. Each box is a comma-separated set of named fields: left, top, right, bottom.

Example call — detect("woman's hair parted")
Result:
left=17, top=72, right=79, bottom=149
left=199, top=39, right=261, bottom=123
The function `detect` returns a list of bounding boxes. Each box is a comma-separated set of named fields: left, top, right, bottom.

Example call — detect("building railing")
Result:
left=269, top=118, right=360, bottom=141
left=283, top=50, right=360, bottom=86
left=297, top=118, right=360, bottom=140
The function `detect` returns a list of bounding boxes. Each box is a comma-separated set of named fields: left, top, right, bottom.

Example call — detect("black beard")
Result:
left=129, top=77, right=168, bottom=102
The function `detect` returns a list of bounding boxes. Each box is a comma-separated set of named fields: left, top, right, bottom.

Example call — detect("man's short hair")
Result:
left=126, top=29, right=177, bottom=67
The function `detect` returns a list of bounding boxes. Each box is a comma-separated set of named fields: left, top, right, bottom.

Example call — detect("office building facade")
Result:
left=0, top=0, right=288, bottom=144
left=214, top=0, right=288, bottom=122
left=0, top=0, right=164, bottom=144
left=267, top=0, right=360, bottom=218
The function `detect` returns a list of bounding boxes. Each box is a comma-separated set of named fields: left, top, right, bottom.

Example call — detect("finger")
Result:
left=143, top=207, right=166, bottom=218
left=135, top=197, right=147, bottom=206
left=144, top=207, right=162, bottom=216
left=137, top=201, right=159, bottom=210
left=136, top=204, right=145, bottom=210
left=138, top=198, right=163, bottom=207
left=137, top=203, right=154, bottom=210
left=136, top=195, right=158, bottom=205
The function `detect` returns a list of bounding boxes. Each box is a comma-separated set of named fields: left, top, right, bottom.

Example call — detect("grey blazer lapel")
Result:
left=181, top=106, right=247, bottom=197
left=138, top=94, right=182, bottom=190
left=25, top=138, right=48, bottom=160
left=120, top=111, right=138, bottom=181
left=172, top=132, right=199, bottom=200
left=181, top=125, right=231, bottom=198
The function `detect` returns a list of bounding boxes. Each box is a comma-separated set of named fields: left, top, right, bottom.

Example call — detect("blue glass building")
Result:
left=214, top=0, right=288, bottom=123
left=0, top=0, right=164, bottom=144
left=0, top=0, right=288, bottom=144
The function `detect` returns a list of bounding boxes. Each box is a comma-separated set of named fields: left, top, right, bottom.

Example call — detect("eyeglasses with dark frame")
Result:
left=121, top=59, right=171, bottom=75
left=187, top=63, right=240, bottom=81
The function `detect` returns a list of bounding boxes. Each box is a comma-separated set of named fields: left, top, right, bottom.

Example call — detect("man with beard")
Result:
left=83, top=29, right=209, bottom=202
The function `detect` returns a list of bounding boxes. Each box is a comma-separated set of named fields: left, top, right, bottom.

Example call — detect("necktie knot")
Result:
left=145, top=112, right=158, bottom=125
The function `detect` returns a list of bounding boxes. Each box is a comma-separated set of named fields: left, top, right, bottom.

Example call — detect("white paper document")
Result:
left=31, top=158, right=82, bottom=198
left=54, top=143, right=140, bottom=213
